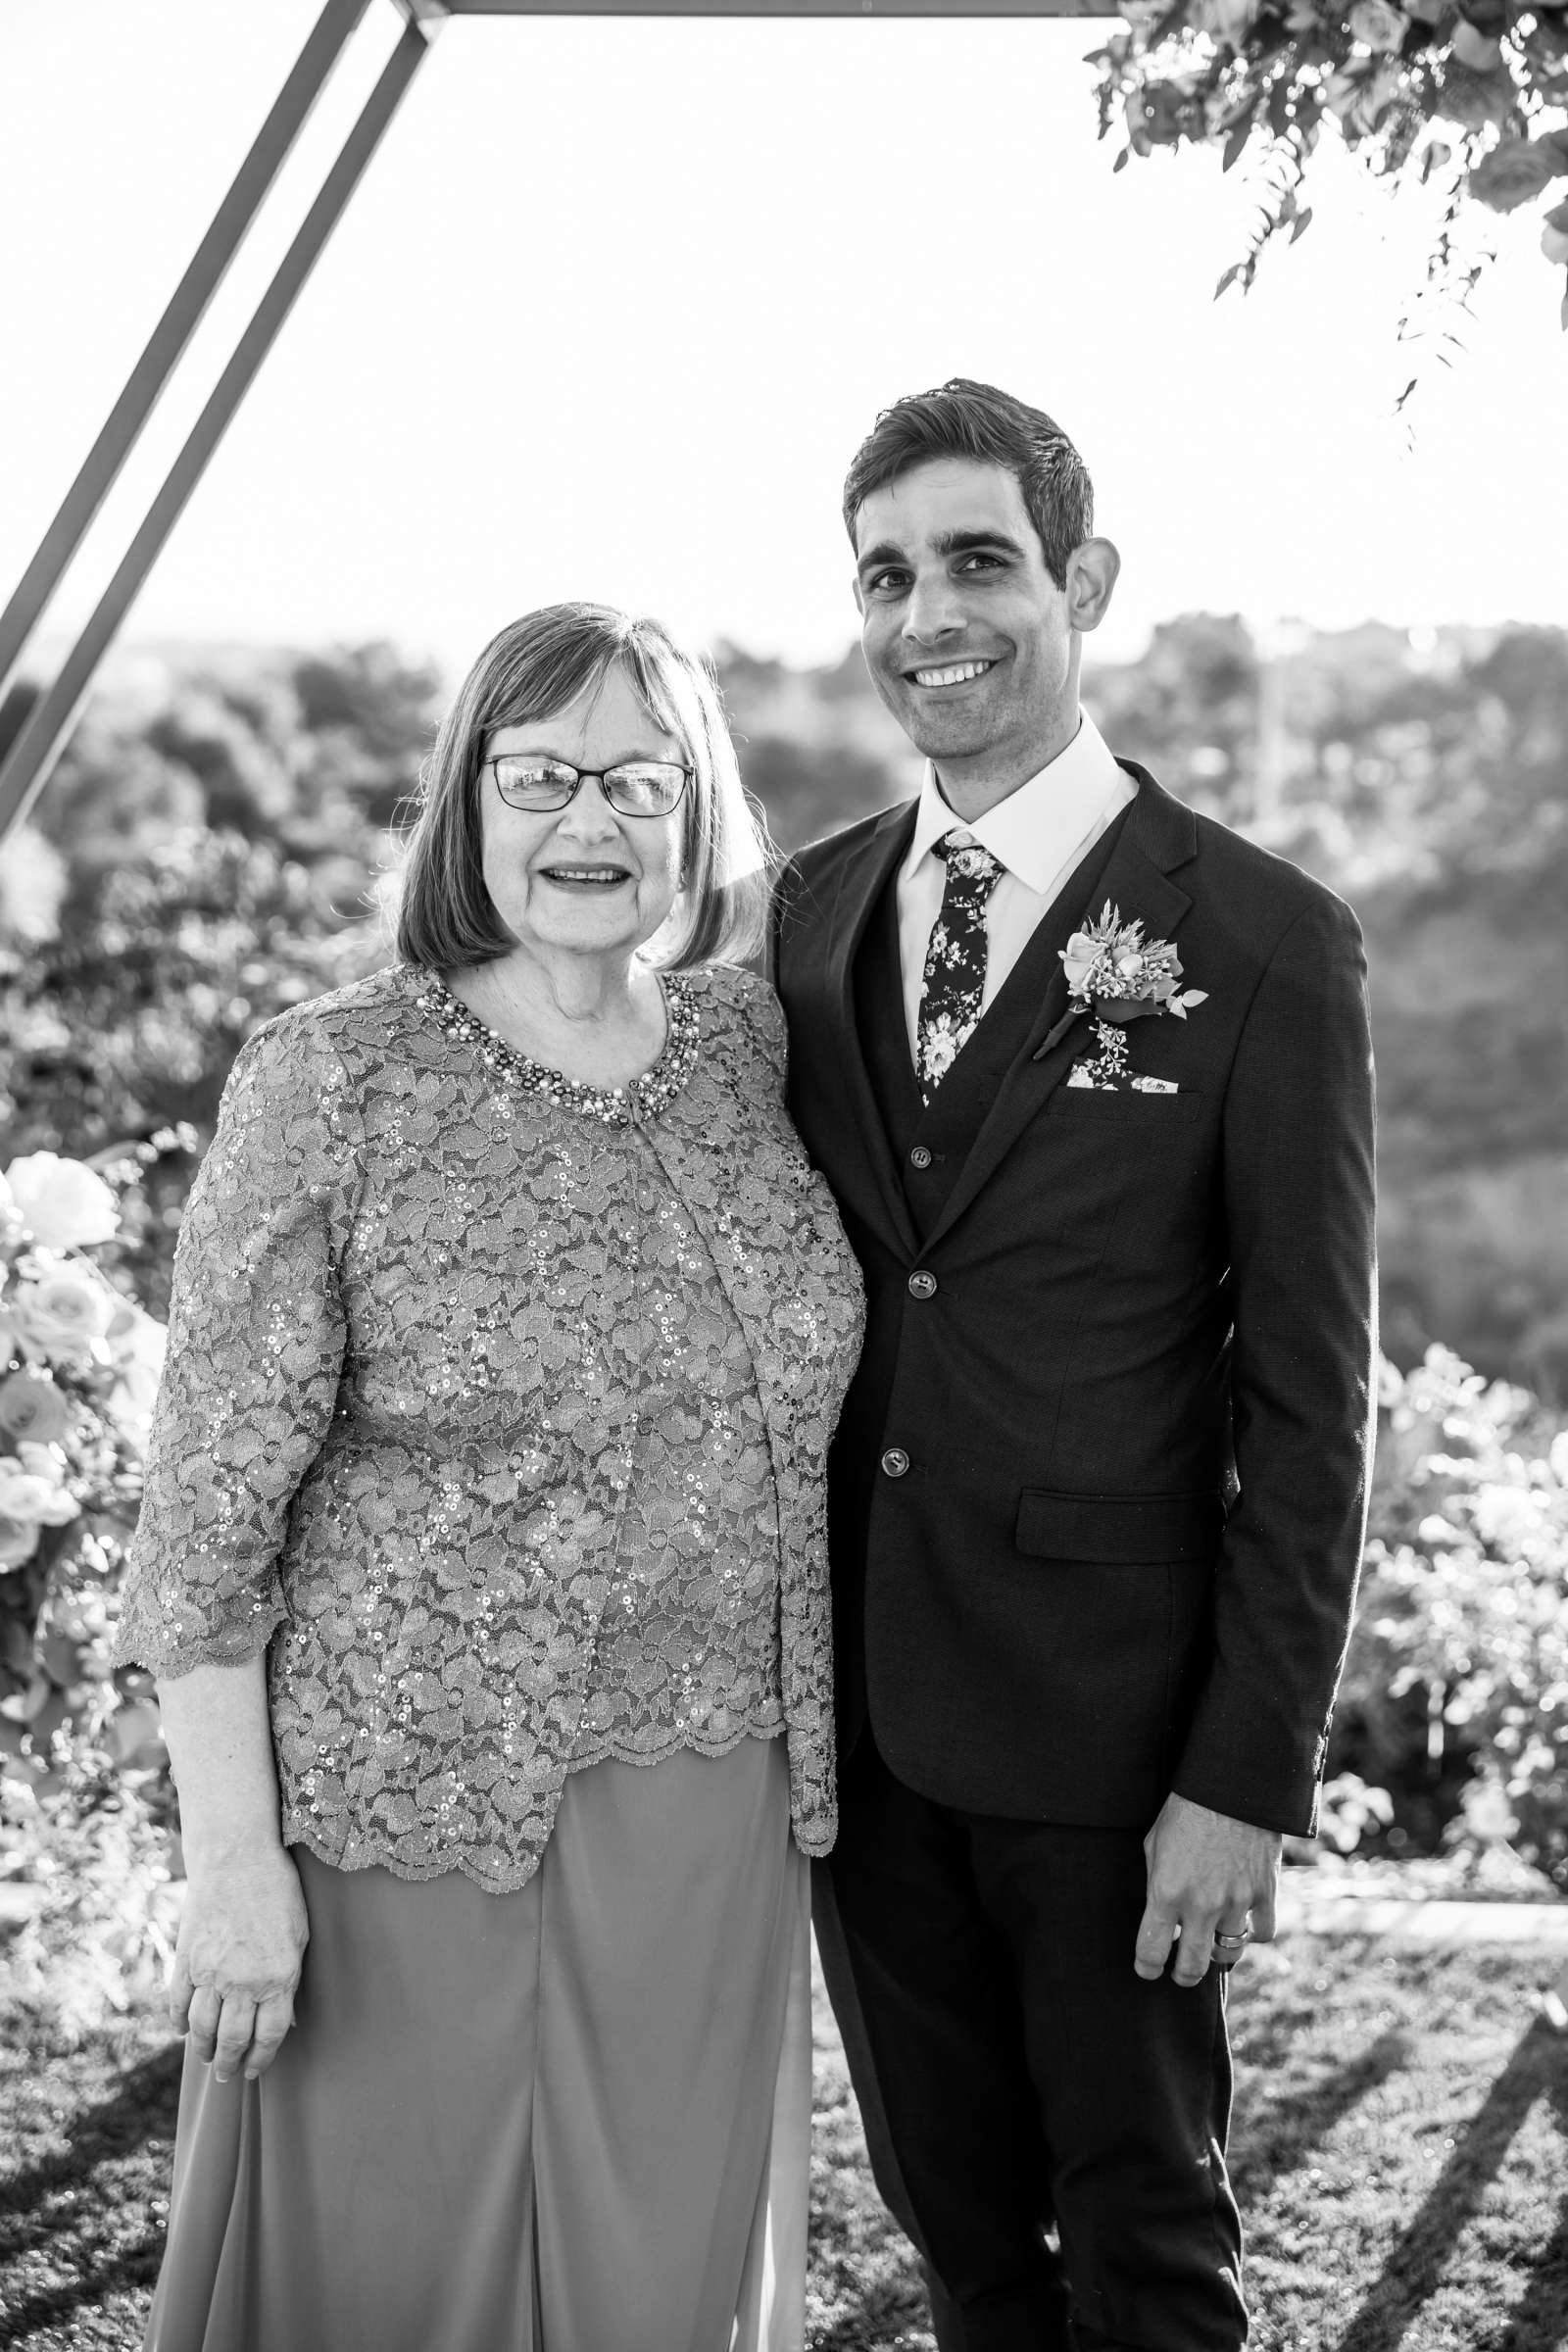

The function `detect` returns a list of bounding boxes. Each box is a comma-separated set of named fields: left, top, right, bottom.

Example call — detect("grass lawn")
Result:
left=6, top=1935, right=1568, bottom=2350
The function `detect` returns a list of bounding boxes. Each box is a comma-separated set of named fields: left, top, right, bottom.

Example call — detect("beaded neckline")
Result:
left=412, top=965, right=700, bottom=1128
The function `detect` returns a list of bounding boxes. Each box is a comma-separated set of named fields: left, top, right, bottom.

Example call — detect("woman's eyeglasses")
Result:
left=484, top=757, right=691, bottom=817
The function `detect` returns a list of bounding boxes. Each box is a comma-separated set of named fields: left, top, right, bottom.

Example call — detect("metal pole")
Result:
left=0, top=0, right=373, bottom=709
left=0, top=16, right=436, bottom=846
left=442, top=1, right=1112, bottom=11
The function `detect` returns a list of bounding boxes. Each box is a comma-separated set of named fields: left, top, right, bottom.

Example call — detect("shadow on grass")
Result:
left=1231, top=2028, right=1413, bottom=2203
left=1332, top=2017, right=1568, bottom=2352
left=1, top=2039, right=179, bottom=2345
left=0, top=2040, right=180, bottom=2245
left=0, top=2232, right=167, bottom=2344
left=1494, top=2195, right=1568, bottom=2352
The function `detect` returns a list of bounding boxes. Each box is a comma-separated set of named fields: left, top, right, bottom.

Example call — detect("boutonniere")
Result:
left=1036, top=903, right=1206, bottom=1077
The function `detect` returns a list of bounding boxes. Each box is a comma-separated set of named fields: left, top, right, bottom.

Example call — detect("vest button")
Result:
left=881, top=1447, right=910, bottom=1479
left=907, top=1269, right=938, bottom=1300
left=909, top=1145, right=933, bottom=1170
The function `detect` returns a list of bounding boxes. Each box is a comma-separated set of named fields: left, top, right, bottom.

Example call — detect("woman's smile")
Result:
left=478, top=667, right=687, bottom=970
left=534, top=859, right=634, bottom=890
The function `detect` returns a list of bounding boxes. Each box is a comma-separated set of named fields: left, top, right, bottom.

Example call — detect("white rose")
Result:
left=106, top=1299, right=169, bottom=1440
left=1348, top=0, right=1409, bottom=51
left=0, top=1515, right=42, bottom=1571
left=0, top=1464, right=77, bottom=1526
left=1195, top=0, right=1260, bottom=45
left=16, top=1440, right=66, bottom=1478
left=1060, top=933, right=1102, bottom=992
left=3, top=1153, right=120, bottom=1250
left=11, top=1269, right=117, bottom=1367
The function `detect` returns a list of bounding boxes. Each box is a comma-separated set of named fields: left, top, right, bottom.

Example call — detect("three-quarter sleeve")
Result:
left=115, top=1010, right=364, bottom=1678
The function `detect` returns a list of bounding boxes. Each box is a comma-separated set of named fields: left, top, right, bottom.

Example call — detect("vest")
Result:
left=853, top=805, right=1135, bottom=1234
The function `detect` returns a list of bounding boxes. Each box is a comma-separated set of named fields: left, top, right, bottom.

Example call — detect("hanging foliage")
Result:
left=1088, top=0, right=1568, bottom=341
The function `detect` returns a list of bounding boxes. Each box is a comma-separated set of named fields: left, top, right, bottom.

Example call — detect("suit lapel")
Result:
left=921, top=767, right=1198, bottom=1253
left=814, top=803, right=921, bottom=1258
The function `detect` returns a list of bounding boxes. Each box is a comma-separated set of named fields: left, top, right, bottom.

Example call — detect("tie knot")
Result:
left=936, top=830, right=1003, bottom=892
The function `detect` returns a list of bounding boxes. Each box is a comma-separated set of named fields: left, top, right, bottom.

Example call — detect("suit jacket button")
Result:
left=909, top=1145, right=932, bottom=1170
left=907, top=1269, right=937, bottom=1299
left=881, top=1447, right=910, bottom=1478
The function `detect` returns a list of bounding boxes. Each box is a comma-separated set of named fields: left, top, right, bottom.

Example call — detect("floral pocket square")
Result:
left=1066, top=1067, right=1180, bottom=1094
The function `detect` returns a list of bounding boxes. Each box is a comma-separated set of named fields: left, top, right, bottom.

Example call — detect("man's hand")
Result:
left=1134, top=1792, right=1281, bottom=1986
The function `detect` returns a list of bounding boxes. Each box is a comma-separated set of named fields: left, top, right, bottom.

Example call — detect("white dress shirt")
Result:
left=897, top=712, right=1139, bottom=1057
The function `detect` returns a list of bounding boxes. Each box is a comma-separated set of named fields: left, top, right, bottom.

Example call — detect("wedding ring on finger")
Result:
left=1212, top=1923, right=1252, bottom=1968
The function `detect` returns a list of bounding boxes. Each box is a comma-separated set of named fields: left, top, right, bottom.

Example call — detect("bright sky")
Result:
left=3, top=0, right=1564, bottom=681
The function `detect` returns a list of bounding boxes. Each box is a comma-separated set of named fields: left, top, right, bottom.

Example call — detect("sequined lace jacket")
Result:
left=115, top=961, right=864, bottom=1891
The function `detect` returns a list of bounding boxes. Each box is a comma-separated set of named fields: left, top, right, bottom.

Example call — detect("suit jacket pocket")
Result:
left=1045, top=1088, right=1202, bottom=1123
left=1016, top=1489, right=1226, bottom=1564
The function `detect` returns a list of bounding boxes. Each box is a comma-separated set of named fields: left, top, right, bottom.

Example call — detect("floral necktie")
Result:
left=915, top=829, right=1004, bottom=1102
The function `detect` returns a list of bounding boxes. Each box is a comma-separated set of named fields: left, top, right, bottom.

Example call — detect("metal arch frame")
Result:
left=0, top=0, right=1115, bottom=847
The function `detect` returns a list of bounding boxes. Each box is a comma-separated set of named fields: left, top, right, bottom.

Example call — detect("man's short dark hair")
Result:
left=842, top=377, right=1095, bottom=592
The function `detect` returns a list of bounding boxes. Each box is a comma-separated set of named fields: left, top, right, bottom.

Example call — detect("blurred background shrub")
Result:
left=2, top=617, right=1565, bottom=2009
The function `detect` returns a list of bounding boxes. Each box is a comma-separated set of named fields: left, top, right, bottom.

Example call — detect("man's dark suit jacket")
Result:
left=771, top=761, right=1377, bottom=1840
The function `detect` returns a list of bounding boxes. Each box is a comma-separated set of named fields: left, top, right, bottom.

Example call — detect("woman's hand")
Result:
left=154, top=1656, right=307, bottom=2082
left=170, top=1847, right=310, bottom=2082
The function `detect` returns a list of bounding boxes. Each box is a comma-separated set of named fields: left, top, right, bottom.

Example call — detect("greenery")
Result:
left=0, top=1147, right=180, bottom=1990
left=809, top=1935, right=1568, bottom=2352
left=1085, top=0, right=1568, bottom=353
left=0, top=620, right=1564, bottom=2025
left=1331, top=1345, right=1568, bottom=1885
left=730, top=618, right=1568, bottom=1396
left=0, top=2002, right=177, bottom=2349
left=7, top=1938, right=1568, bottom=2348
left=0, top=631, right=1565, bottom=2348
left=6, top=619, right=1566, bottom=1390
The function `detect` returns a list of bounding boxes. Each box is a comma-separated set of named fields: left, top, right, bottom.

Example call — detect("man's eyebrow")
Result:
left=856, top=527, right=1027, bottom=578
left=933, top=527, right=1028, bottom=560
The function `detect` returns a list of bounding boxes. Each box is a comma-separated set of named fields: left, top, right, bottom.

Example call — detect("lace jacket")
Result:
left=115, top=960, right=864, bottom=1891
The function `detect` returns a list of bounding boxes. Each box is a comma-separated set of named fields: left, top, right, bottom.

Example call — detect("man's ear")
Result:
left=1066, top=537, right=1121, bottom=635
left=852, top=575, right=865, bottom=617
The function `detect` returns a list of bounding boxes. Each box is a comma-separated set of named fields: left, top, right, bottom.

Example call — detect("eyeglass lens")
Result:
left=490, top=758, right=686, bottom=815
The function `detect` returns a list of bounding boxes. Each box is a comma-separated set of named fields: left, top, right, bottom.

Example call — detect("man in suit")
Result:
left=771, top=379, right=1376, bottom=2351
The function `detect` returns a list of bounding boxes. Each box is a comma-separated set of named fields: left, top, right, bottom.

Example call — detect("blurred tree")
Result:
left=4, top=620, right=1563, bottom=1388
left=0, top=830, right=386, bottom=1322
left=738, top=735, right=902, bottom=853
left=289, top=640, right=441, bottom=833
left=1085, top=614, right=1263, bottom=823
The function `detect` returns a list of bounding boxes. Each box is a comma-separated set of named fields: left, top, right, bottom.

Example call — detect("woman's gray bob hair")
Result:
left=395, top=603, right=775, bottom=973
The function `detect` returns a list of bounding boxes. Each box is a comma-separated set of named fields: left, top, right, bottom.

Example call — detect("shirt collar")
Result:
left=905, top=712, right=1130, bottom=895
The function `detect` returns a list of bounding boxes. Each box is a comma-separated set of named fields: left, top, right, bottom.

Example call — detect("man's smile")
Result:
left=904, top=657, right=1000, bottom=691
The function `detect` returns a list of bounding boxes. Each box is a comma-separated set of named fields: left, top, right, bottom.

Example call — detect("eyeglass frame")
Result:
left=480, top=754, right=693, bottom=818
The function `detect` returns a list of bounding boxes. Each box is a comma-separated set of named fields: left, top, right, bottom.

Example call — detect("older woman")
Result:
left=115, top=604, right=864, bottom=2352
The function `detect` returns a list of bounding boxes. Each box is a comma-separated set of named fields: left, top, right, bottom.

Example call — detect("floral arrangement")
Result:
left=1087, top=0, right=1568, bottom=337
left=0, top=1141, right=184, bottom=2027
left=0, top=1151, right=166, bottom=1590
left=1060, top=902, right=1209, bottom=1023
left=1047, top=905, right=1207, bottom=1088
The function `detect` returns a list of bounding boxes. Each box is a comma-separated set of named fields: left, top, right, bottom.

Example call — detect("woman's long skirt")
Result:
left=143, top=1736, right=811, bottom=2352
